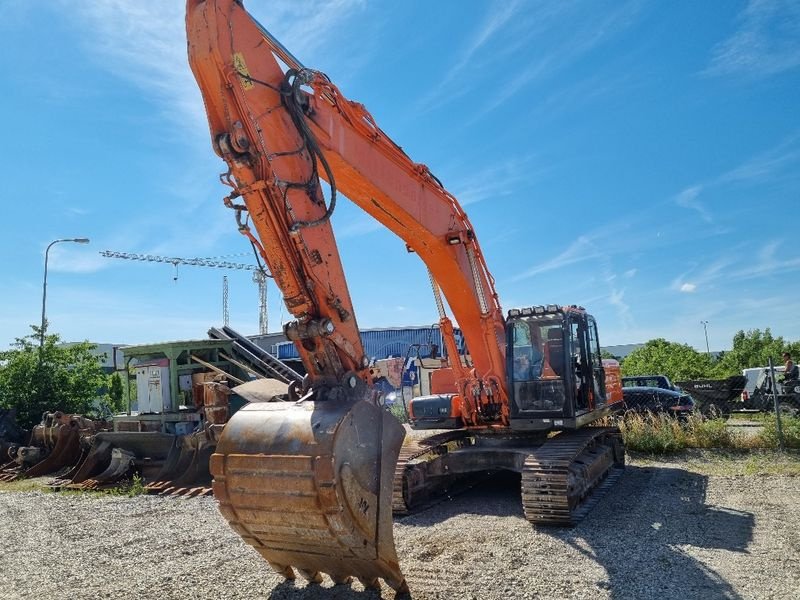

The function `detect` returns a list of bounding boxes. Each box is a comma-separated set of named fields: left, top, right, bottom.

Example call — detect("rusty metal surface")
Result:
left=54, top=431, right=176, bottom=490
left=145, top=430, right=215, bottom=497
left=203, top=381, right=231, bottom=424
left=211, top=396, right=407, bottom=592
left=1, top=413, right=107, bottom=482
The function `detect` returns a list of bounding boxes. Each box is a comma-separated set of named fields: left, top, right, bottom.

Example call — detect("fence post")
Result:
left=767, top=357, right=785, bottom=452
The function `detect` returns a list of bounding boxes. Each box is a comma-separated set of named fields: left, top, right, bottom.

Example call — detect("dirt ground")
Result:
left=0, top=451, right=798, bottom=600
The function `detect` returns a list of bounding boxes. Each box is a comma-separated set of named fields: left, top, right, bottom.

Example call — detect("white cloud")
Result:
left=705, top=0, right=800, bottom=79
left=63, top=1, right=366, bottom=137
left=624, top=268, right=637, bottom=278
left=418, top=1, right=640, bottom=118
left=674, top=185, right=712, bottom=223
left=415, top=1, right=523, bottom=112
left=512, top=235, right=602, bottom=281
left=65, top=2, right=205, bottom=136
left=336, top=216, right=383, bottom=239
left=679, top=283, right=697, bottom=293
left=448, top=153, right=551, bottom=207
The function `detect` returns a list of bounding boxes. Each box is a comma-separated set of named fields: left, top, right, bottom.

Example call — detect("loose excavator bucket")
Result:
left=210, top=396, right=408, bottom=593
left=0, top=412, right=99, bottom=482
left=144, top=430, right=215, bottom=497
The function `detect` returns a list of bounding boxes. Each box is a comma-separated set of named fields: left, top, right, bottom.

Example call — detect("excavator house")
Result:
left=186, top=0, right=625, bottom=594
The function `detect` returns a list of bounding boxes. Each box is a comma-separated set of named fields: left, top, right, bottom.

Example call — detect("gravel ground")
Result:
left=1, top=455, right=798, bottom=600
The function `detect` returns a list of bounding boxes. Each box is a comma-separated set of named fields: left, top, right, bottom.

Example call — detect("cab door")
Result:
left=587, top=316, right=607, bottom=408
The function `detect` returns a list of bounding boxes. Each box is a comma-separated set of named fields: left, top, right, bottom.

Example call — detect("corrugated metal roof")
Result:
left=275, top=326, right=466, bottom=360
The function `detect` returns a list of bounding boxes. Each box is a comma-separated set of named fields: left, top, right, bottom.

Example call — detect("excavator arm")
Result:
left=187, top=0, right=509, bottom=427
left=186, top=0, right=511, bottom=593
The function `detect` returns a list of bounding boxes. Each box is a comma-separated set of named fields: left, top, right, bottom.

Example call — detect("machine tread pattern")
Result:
left=521, top=427, right=624, bottom=526
left=391, top=430, right=470, bottom=514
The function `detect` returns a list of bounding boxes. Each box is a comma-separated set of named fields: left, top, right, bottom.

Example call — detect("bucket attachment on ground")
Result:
left=60, top=431, right=176, bottom=490
left=0, top=412, right=103, bottom=482
left=210, top=392, right=408, bottom=593
left=144, top=430, right=215, bottom=497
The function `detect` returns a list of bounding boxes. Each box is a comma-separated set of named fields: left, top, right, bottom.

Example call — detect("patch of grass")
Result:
left=684, top=413, right=741, bottom=448
left=56, top=473, right=149, bottom=498
left=618, top=411, right=800, bottom=455
left=617, top=412, right=687, bottom=454
left=100, top=473, right=147, bottom=497
left=758, top=415, right=800, bottom=449
left=0, top=477, right=53, bottom=493
left=678, top=449, right=800, bottom=476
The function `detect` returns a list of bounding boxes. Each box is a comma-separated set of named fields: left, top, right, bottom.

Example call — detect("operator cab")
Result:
left=506, top=305, right=619, bottom=430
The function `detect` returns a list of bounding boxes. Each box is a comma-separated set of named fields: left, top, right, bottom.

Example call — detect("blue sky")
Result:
left=1, top=0, right=799, bottom=352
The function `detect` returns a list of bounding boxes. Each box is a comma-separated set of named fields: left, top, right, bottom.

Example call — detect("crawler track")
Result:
left=522, top=427, right=624, bottom=525
left=392, top=430, right=471, bottom=515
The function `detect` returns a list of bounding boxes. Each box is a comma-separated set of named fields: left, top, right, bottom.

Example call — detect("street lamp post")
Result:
left=40, top=238, right=90, bottom=354
left=700, top=320, right=710, bottom=357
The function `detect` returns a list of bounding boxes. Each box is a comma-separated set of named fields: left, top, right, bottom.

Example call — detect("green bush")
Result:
left=757, top=416, right=800, bottom=449
left=684, top=414, right=739, bottom=449
left=618, top=412, right=687, bottom=454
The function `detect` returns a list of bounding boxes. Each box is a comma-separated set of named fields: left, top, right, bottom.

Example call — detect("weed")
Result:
left=618, top=412, right=687, bottom=454
left=684, top=414, right=740, bottom=448
left=758, top=416, right=800, bottom=449
left=617, top=410, right=800, bottom=455
left=388, top=402, right=408, bottom=424
left=126, top=473, right=147, bottom=497
left=0, top=477, right=53, bottom=494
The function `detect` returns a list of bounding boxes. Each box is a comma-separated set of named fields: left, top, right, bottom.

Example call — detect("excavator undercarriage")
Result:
left=393, top=427, right=625, bottom=525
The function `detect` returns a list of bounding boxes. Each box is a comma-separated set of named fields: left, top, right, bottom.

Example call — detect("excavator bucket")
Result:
left=50, top=437, right=112, bottom=488
left=0, top=412, right=95, bottom=482
left=20, top=420, right=82, bottom=478
left=210, top=396, right=408, bottom=593
left=61, top=432, right=175, bottom=490
left=144, top=430, right=214, bottom=497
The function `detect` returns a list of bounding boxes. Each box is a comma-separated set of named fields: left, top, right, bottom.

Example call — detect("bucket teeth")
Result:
left=358, top=577, right=380, bottom=590
left=268, top=563, right=295, bottom=580
left=297, top=570, right=323, bottom=584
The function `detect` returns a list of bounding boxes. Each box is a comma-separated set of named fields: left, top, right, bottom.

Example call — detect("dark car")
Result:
left=621, top=386, right=695, bottom=417
left=621, top=375, right=680, bottom=391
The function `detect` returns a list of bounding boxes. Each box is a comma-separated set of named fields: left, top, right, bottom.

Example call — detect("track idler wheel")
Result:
left=210, top=389, right=408, bottom=594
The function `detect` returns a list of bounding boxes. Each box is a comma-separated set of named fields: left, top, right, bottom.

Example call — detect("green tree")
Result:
left=621, top=338, right=714, bottom=382
left=713, top=328, right=800, bottom=377
left=106, top=372, right=125, bottom=413
left=0, top=326, right=107, bottom=429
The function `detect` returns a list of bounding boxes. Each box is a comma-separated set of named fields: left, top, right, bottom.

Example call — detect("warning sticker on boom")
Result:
left=233, top=53, right=254, bottom=90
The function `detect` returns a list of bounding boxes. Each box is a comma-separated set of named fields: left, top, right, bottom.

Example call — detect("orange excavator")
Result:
left=186, top=0, right=625, bottom=594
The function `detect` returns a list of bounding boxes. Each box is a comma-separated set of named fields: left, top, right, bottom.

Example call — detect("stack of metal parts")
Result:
left=0, top=411, right=109, bottom=482
left=52, top=333, right=300, bottom=497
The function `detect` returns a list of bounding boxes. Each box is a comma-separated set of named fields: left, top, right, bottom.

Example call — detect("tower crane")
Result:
left=100, top=250, right=269, bottom=334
